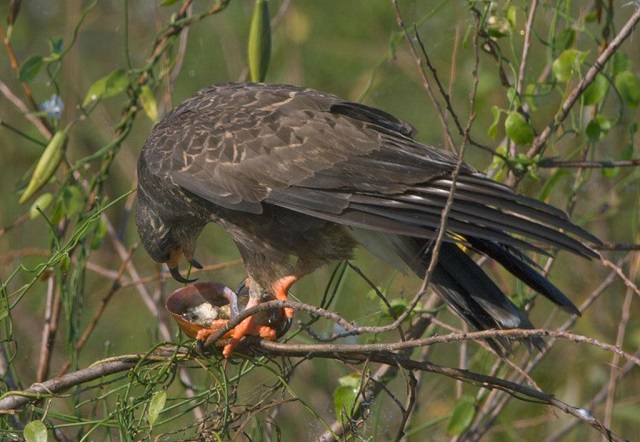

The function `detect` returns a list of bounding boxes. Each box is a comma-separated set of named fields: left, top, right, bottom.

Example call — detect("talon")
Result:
left=169, top=265, right=197, bottom=283
left=222, top=316, right=267, bottom=357
left=277, top=316, right=293, bottom=338
left=188, top=257, right=203, bottom=269
left=168, top=248, right=198, bottom=283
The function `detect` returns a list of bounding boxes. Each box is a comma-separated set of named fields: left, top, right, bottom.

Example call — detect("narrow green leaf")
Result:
left=24, top=420, right=48, bottom=442
left=538, top=169, right=566, bottom=202
left=505, top=111, right=534, bottom=145
left=159, top=0, right=181, bottom=5
left=248, top=0, right=271, bottom=82
left=148, top=391, right=167, bottom=428
left=19, top=55, right=44, bottom=82
left=447, top=396, right=476, bottom=436
left=555, top=28, right=575, bottom=52
left=139, top=85, right=159, bottom=123
left=83, top=76, right=108, bottom=106
left=506, top=6, right=517, bottom=28
left=487, top=106, right=501, bottom=139
left=524, top=83, right=539, bottom=110
left=582, top=73, right=609, bottom=105
left=104, top=69, right=130, bottom=98
left=83, top=69, right=129, bottom=106
left=615, top=71, right=640, bottom=109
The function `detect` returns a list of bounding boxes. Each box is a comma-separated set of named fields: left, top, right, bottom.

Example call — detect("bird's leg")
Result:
left=197, top=312, right=277, bottom=357
left=217, top=274, right=298, bottom=356
left=220, top=296, right=277, bottom=357
left=271, top=275, right=298, bottom=319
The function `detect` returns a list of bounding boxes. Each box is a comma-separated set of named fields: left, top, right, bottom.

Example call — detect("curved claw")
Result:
left=188, top=257, right=203, bottom=269
left=169, top=265, right=198, bottom=283
left=276, top=316, right=293, bottom=339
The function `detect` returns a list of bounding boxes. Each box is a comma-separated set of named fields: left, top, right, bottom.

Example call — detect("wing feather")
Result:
left=143, top=83, right=599, bottom=256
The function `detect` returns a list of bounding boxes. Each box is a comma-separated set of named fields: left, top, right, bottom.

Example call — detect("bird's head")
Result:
left=135, top=186, right=204, bottom=283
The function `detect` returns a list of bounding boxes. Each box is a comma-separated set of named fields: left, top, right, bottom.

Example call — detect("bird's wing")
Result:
left=144, top=83, right=598, bottom=256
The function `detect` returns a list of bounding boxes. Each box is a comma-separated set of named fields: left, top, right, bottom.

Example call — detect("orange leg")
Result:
left=198, top=274, right=300, bottom=358
left=197, top=312, right=277, bottom=357
left=220, top=297, right=276, bottom=357
left=272, top=275, right=298, bottom=319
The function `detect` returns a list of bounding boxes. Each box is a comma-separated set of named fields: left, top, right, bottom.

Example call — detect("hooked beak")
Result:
left=168, top=248, right=203, bottom=283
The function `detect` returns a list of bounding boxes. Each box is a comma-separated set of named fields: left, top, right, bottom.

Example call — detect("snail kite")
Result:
left=135, top=82, right=599, bottom=356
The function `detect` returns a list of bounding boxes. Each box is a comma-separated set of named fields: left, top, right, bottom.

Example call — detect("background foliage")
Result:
left=1, top=0, right=639, bottom=440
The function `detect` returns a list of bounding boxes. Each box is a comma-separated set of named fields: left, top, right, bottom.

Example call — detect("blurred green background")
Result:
left=1, top=0, right=639, bottom=440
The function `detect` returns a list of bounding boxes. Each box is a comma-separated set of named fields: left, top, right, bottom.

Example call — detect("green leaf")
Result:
left=29, top=193, right=54, bottom=219
left=48, top=37, right=64, bottom=56
left=585, top=120, right=600, bottom=142
left=381, top=298, right=408, bottom=319
left=552, top=49, right=586, bottom=82
left=60, top=253, right=71, bottom=273
left=19, top=55, right=44, bottom=82
left=83, top=69, right=130, bottom=106
left=601, top=163, right=620, bottom=179
left=505, top=111, right=534, bottom=145
left=104, top=69, right=130, bottom=98
left=586, top=114, right=611, bottom=143
left=148, top=391, right=167, bottom=428
left=447, top=395, right=476, bottom=436
left=24, top=420, right=48, bottom=442
left=538, top=169, right=566, bottom=202
left=61, top=185, right=84, bottom=217
left=615, top=71, right=640, bottom=109
left=333, top=386, right=358, bottom=418
left=248, top=0, right=271, bottom=82
left=612, top=52, right=632, bottom=75
left=338, top=373, right=361, bottom=388
left=505, top=6, right=517, bottom=28
left=621, top=123, right=637, bottom=160
left=524, top=83, right=538, bottom=111
left=582, top=73, right=609, bottom=105
left=83, top=76, right=108, bottom=106
left=555, top=28, right=575, bottom=52
left=506, top=87, right=521, bottom=108
left=487, top=106, right=501, bottom=139
left=90, top=219, right=108, bottom=250
left=584, top=11, right=598, bottom=23
left=139, top=85, right=159, bottom=123
left=333, top=377, right=360, bottom=420
left=159, top=0, right=181, bottom=5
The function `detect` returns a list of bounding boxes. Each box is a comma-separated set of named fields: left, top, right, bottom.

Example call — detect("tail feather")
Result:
left=352, top=228, right=565, bottom=353
left=466, top=237, right=581, bottom=316
left=430, top=243, right=546, bottom=353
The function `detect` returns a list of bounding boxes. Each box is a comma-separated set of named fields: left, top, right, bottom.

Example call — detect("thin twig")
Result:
left=527, top=5, right=640, bottom=158
left=36, top=275, right=61, bottom=383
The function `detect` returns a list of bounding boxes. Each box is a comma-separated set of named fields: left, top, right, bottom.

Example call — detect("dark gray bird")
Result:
left=135, top=82, right=600, bottom=356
